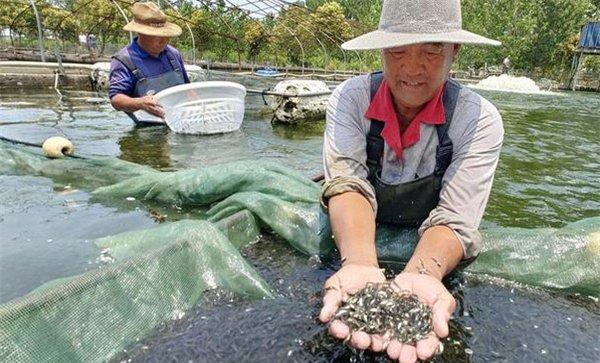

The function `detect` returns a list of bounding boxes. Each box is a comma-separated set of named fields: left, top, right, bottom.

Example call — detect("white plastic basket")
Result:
left=155, top=81, right=246, bottom=134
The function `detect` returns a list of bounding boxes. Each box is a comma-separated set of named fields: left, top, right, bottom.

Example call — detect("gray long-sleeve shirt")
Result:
left=322, top=74, right=504, bottom=259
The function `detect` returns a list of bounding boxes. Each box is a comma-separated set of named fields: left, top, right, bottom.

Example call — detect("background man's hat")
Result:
left=123, top=2, right=182, bottom=37
left=342, top=0, right=500, bottom=50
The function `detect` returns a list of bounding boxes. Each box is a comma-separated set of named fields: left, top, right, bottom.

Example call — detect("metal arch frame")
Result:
left=185, top=22, right=196, bottom=64
left=110, top=0, right=133, bottom=43
left=27, top=0, right=45, bottom=62
left=8, top=3, right=39, bottom=48
left=25, top=0, right=98, bottom=52
left=265, top=0, right=363, bottom=71
left=275, top=22, right=307, bottom=72
left=118, top=0, right=364, bottom=72
left=209, top=0, right=357, bottom=72
left=194, top=0, right=250, bottom=70
left=159, top=0, right=197, bottom=64
left=244, top=0, right=339, bottom=71
left=223, top=2, right=275, bottom=65
left=119, top=0, right=241, bottom=42
left=230, top=0, right=307, bottom=72
left=15, top=0, right=366, bottom=72
left=269, top=0, right=365, bottom=71
left=260, top=0, right=327, bottom=70
left=32, top=0, right=105, bottom=47
left=315, top=37, right=329, bottom=69
left=193, top=0, right=247, bottom=67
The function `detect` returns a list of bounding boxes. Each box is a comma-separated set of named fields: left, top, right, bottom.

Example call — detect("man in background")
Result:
left=109, top=1, right=189, bottom=124
left=502, top=56, right=512, bottom=74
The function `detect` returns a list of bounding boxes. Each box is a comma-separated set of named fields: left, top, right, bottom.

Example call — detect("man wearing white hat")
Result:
left=109, top=2, right=189, bottom=124
left=319, top=0, right=503, bottom=361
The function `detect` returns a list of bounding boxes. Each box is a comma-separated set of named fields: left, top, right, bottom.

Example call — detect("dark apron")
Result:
left=112, top=48, right=186, bottom=125
left=366, top=72, right=462, bottom=227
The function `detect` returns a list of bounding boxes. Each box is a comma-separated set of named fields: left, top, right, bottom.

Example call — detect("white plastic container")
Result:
left=155, top=81, right=246, bottom=134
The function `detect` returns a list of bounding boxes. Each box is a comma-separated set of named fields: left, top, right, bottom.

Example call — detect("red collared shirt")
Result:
left=364, top=80, right=446, bottom=159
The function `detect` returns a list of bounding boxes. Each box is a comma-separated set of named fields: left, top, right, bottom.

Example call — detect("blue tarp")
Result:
left=578, top=21, right=600, bottom=51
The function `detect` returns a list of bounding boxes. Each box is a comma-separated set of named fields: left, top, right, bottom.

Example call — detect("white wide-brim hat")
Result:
left=342, top=0, right=500, bottom=50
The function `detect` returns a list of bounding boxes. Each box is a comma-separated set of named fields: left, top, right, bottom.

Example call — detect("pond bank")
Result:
left=0, top=61, right=93, bottom=90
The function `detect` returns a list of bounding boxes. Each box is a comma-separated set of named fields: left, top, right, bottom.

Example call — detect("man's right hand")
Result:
left=319, top=263, right=386, bottom=349
left=137, top=95, right=164, bottom=118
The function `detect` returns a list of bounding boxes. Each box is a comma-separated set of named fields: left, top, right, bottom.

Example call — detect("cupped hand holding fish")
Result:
left=319, top=267, right=454, bottom=363
left=319, top=263, right=386, bottom=348
left=384, top=272, right=455, bottom=362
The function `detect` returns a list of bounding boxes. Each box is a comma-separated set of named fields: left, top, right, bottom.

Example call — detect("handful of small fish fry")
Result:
left=333, top=282, right=433, bottom=345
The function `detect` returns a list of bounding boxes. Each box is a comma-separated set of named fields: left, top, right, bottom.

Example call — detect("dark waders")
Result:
left=366, top=72, right=462, bottom=227
left=113, top=48, right=186, bottom=125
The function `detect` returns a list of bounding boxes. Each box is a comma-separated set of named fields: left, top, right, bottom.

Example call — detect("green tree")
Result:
left=42, top=5, right=80, bottom=43
left=72, top=0, right=127, bottom=54
left=2, top=0, right=598, bottom=77
left=0, top=2, right=37, bottom=44
left=244, top=21, right=270, bottom=63
left=307, top=0, right=381, bottom=25
left=459, top=0, right=596, bottom=77
left=272, top=5, right=314, bottom=66
left=310, top=1, right=353, bottom=68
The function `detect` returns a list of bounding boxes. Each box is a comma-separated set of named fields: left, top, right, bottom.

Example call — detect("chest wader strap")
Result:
left=165, top=49, right=183, bottom=75
left=366, top=71, right=385, bottom=181
left=435, top=79, right=461, bottom=176
left=112, top=50, right=144, bottom=81
left=112, top=48, right=182, bottom=83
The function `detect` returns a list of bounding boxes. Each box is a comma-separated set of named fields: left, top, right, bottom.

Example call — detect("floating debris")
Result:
left=149, top=209, right=167, bottom=223
left=57, top=186, right=79, bottom=196
left=85, top=97, right=107, bottom=104
left=333, top=282, right=433, bottom=345
left=170, top=309, right=185, bottom=321
left=99, top=248, right=114, bottom=264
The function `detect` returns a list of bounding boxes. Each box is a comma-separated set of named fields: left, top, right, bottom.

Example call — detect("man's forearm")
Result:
left=328, top=192, right=378, bottom=267
left=110, top=94, right=141, bottom=112
left=403, top=225, right=464, bottom=280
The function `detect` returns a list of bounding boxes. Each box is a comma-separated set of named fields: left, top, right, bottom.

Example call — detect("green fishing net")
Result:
left=1, top=140, right=598, bottom=362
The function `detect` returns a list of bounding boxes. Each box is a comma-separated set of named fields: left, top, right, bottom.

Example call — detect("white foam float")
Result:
left=268, top=79, right=330, bottom=124
left=42, top=136, right=74, bottom=158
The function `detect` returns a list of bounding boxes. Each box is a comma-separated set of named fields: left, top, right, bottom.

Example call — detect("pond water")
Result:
left=0, top=75, right=598, bottom=362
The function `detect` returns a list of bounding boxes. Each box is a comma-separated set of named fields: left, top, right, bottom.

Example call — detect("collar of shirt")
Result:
left=130, top=37, right=165, bottom=60
left=364, top=79, right=446, bottom=159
